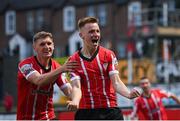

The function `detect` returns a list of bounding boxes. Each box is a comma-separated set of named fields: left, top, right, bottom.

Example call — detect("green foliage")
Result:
left=54, top=57, right=68, bottom=65
left=54, top=57, right=71, bottom=81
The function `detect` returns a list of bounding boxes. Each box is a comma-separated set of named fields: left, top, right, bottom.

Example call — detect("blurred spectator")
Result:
left=126, top=40, right=136, bottom=57
left=136, top=41, right=143, bottom=58
left=130, top=77, right=180, bottom=120
left=3, top=92, right=13, bottom=112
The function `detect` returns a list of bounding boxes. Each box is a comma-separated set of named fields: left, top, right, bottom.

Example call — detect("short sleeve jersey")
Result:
left=133, top=89, right=171, bottom=120
left=17, top=56, right=70, bottom=120
left=69, top=46, right=119, bottom=109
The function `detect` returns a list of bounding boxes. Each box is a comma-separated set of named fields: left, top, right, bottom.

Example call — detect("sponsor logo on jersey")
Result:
left=20, top=64, right=34, bottom=76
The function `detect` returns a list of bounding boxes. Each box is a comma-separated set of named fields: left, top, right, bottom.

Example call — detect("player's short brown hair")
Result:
left=78, top=17, right=99, bottom=29
left=140, top=76, right=148, bottom=80
left=139, top=77, right=150, bottom=84
left=33, top=31, right=53, bottom=43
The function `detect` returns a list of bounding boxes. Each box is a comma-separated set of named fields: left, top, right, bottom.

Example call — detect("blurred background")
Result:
left=0, top=0, right=180, bottom=120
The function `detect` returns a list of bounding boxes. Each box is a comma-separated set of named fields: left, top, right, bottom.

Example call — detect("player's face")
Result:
left=33, top=37, right=54, bottom=59
left=80, top=23, right=101, bottom=50
left=140, top=81, right=151, bottom=91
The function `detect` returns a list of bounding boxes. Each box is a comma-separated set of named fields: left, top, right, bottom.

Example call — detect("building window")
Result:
left=36, top=9, right=44, bottom=30
left=63, top=6, right=75, bottom=32
left=98, top=4, right=107, bottom=26
left=87, top=6, right=95, bottom=17
left=26, top=11, right=34, bottom=33
left=5, top=10, right=16, bottom=35
left=128, top=2, right=142, bottom=26
left=168, top=0, right=175, bottom=11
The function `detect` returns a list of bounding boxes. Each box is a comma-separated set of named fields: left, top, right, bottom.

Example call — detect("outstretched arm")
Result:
left=160, top=90, right=180, bottom=105
left=24, top=61, right=79, bottom=86
left=111, top=73, right=140, bottom=99
left=170, top=94, right=180, bottom=104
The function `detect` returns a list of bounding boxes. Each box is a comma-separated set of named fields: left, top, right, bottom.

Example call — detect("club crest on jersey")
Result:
left=20, top=64, right=34, bottom=76
left=103, top=63, right=108, bottom=70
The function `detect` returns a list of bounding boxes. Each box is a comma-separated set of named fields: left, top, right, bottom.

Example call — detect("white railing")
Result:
left=139, top=8, right=180, bottom=27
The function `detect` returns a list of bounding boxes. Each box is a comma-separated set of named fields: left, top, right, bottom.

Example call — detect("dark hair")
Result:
left=139, top=76, right=151, bottom=84
left=78, top=17, right=99, bottom=29
left=140, top=76, right=148, bottom=80
left=33, top=31, right=53, bottom=43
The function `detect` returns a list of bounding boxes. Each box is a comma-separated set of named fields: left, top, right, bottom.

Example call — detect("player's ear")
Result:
left=79, top=32, right=84, bottom=39
left=52, top=42, right=55, bottom=50
left=33, top=43, right=36, bottom=51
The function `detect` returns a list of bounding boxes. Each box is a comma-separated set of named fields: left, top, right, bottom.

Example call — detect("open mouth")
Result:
left=92, top=39, right=98, bottom=43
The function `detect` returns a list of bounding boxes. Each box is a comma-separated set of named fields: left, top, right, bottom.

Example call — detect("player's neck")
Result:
left=81, top=47, right=96, bottom=58
left=36, top=56, right=51, bottom=69
left=143, top=90, right=151, bottom=97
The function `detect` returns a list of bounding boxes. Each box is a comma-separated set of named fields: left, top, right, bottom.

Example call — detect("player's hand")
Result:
left=60, top=61, right=79, bottom=72
left=67, top=100, right=79, bottom=111
left=129, top=87, right=142, bottom=99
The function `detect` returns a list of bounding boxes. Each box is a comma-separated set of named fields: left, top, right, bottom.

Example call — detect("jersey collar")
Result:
left=78, top=46, right=99, bottom=61
left=34, top=56, right=52, bottom=72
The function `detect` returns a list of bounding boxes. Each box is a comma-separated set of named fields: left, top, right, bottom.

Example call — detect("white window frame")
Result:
left=5, top=10, right=16, bottom=35
left=36, top=9, right=44, bottom=29
left=128, top=2, right=142, bottom=26
left=98, top=4, right=107, bottom=26
left=26, top=11, right=34, bottom=33
left=87, top=6, right=95, bottom=17
left=168, top=0, right=175, bottom=11
left=63, top=6, right=75, bottom=32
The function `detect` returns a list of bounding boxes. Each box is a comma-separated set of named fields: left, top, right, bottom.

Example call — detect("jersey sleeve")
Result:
left=56, top=73, right=71, bottom=90
left=107, top=51, right=119, bottom=76
left=18, top=62, right=37, bottom=80
left=68, top=55, right=81, bottom=82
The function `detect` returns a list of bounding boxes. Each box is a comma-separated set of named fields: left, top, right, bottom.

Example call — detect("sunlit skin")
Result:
left=33, top=37, right=54, bottom=68
left=79, top=23, right=101, bottom=57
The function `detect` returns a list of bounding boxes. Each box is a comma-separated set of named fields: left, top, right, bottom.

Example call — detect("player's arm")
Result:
left=67, top=79, right=82, bottom=111
left=61, top=83, right=72, bottom=98
left=20, top=61, right=78, bottom=86
left=110, top=73, right=140, bottom=99
left=160, top=90, right=180, bottom=105
left=169, top=94, right=180, bottom=104
left=56, top=73, right=73, bottom=98
left=108, top=52, right=140, bottom=99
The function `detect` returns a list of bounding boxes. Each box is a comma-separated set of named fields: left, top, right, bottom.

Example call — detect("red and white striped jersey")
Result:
left=69, top=46, right=119, bottom=109
left=17, top=56, right=70, bottom=120
left=131, top=89, right=171, bottom=120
